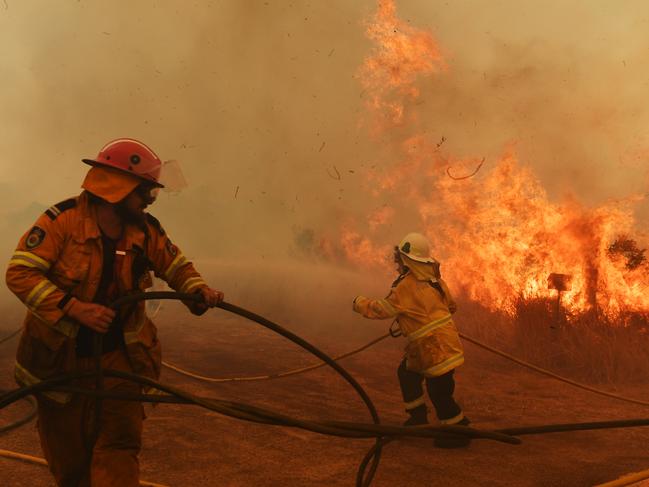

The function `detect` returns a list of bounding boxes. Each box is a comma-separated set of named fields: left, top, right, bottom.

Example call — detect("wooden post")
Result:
left=548, top=273, right=572, bottom=330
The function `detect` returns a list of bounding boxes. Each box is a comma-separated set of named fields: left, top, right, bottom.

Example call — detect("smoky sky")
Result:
left=2, top=0, right=649, bottom=266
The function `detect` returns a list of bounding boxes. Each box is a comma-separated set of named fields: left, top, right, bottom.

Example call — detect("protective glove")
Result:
left=185, top=286, right=224, bottom=316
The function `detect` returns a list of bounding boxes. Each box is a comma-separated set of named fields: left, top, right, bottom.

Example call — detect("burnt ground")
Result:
left=2, top=300, right=649, bottom=487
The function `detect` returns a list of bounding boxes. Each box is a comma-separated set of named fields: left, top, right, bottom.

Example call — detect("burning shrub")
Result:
left=607, top=235, right=647, bottom=270
left=456, top=295, right=649, bottom=384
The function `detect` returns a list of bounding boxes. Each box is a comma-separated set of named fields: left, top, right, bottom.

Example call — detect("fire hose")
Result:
left=0, top=328, right=20, bottom=346
left=163, top=323, right=649, bottom=407
left=3, top=294, right=649, bottom=485
left=0, top=292, right=518, bottom=487
left=0, top=391, right=35, bottom=434
left=0, top=328, right=38, bottom=436
left=162, top=333, right=391, bottom=382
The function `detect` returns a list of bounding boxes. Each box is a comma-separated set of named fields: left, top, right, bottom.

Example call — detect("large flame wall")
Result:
left=2, top=1, right=649, bottom=321
left=337, top=1, right=649, bottom=319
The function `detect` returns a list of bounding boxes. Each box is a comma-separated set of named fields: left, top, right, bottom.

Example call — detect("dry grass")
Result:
left=195, top=257, right=649, bottom=387
left=455, top=297, right=649, bottom=385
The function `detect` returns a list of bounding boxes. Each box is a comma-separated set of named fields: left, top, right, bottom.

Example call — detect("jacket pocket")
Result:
left=49, top=247, right=90, bottom=291
left=27, top=316, right=68, bottom=351
left=18, top=322, right=73, bottom=380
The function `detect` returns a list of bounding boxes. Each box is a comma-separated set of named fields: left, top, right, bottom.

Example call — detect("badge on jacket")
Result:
left=25, top=226, right=46, bottom=249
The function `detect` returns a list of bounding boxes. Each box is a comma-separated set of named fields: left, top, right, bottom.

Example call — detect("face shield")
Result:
left=159, top=160, right=188, bottom=193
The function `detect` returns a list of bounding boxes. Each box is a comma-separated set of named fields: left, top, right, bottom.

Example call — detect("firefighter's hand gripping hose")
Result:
left=0, top=292, right=518, bottom=487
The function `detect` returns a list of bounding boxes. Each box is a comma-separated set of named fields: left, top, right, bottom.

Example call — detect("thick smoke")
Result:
left=2, top=1, right=649, bottom=315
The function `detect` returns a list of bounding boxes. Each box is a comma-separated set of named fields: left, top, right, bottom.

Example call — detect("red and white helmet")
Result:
left=82, top=138, right=164, bottom=188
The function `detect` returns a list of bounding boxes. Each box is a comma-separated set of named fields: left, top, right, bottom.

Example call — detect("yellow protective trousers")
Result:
left=36, top=349, right=143, bottom=487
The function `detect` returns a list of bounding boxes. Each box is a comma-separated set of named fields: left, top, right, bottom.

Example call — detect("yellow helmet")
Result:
left=397, top=232, right=435, bottom=264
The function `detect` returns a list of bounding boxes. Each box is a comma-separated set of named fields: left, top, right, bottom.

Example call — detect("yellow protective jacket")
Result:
left=354, top=272, right=464, bottom=377
left=5, top=191, right=208, bottom=403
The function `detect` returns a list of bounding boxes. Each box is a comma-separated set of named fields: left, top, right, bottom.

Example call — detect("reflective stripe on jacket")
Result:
left=353, top=272, right=464, bottom=377
left=5, top=191, right=208, bottom=403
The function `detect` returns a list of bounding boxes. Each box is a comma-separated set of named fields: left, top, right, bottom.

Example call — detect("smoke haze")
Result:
left=2, top=0, right=649, bottom=309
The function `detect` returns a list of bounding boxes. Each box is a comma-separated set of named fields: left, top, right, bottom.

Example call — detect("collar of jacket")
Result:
left=403, top=259, right=438, bottom=282
left=75, top=191, right=147, bottom=250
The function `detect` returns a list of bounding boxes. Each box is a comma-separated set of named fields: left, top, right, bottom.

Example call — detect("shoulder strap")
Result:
left=45, top=198, right=77, bottom=221
left=391, top=272, right=407, bottom=289
left=428, top=279, right=447, bottom=300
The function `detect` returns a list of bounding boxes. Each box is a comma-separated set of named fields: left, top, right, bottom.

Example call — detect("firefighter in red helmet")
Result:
left=353, top=232, right=469, bottom=448
left=6, top=138, right=223, bottom=486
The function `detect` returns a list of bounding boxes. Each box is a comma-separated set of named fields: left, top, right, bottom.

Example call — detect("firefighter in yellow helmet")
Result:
left=353, top=232, right=469, bottom=447
left=6, top=138, right=224, bottom=486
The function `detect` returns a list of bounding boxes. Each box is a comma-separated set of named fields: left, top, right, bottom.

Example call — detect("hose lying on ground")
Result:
left=0, top=391, right=36, bottom=435
left=0, top=448, right=167, bottom=487
left=594, top=467, right=649, bottom=487
left=458, top=333, right=649, bottom=408
left=0, top=368, right=518, bottom=443
left=0, top=332, right=38, bottom=435
left=159, top=314, right=649, bottom=410
left=3, top=293, right=649, bottom=486
left=0, top=367, right=519, bottom=487
left=162, top=334, right=391, bottom=382
left=0, top=292, right=515, bottom=487
left=124, top=292, right=385, bottom=487
left=0, top=328, right=20, bottom=346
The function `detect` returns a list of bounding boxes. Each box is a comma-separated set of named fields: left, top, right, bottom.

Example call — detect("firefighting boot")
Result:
left=434, top=416, right=471, bottom=449
left=403, top=405, right=428, bottom=426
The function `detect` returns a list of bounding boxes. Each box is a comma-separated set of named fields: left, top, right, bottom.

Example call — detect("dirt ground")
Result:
left=2, top=299, right=649, bottom=487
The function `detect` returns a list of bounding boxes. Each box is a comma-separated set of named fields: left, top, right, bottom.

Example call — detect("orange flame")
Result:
left=340, top=0, right=649, bottom=321
left=340, top=227, right=392, bottom=268
left=368, top=206, right=395, bottom=231
left=359, top=0, right=446, bottom=128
